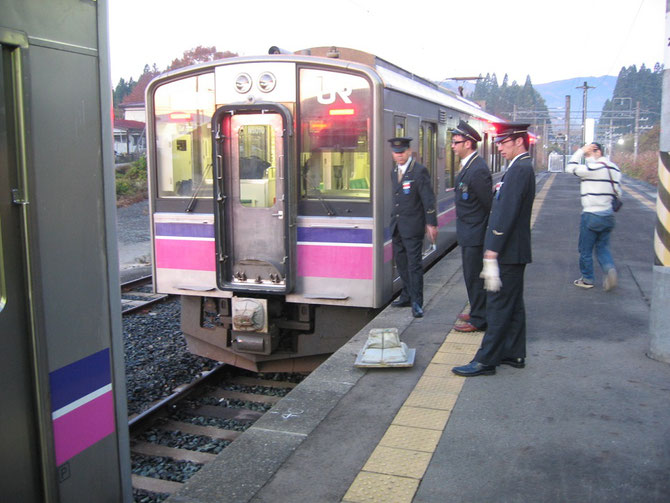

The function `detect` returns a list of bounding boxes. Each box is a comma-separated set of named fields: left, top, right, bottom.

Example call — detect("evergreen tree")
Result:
left=466, top=73, right=550, bottom=134
left=598, top=63, right=663, bottom=142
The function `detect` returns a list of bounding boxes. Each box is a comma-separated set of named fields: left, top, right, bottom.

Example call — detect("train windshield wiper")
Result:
left=307, top=184, right=335, bottom=216
left=185, top=163, right=212, bottom=212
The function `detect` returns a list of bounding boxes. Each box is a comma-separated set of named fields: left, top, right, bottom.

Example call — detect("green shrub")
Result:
left=116, top=156, right=148, bottom=205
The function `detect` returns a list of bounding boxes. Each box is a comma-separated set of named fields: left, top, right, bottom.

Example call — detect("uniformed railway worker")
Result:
left=450, top=120, right=493, bottom=333
left=389, top=137, right=438, bottom=318
left=452, top=123, right=535, bottom=376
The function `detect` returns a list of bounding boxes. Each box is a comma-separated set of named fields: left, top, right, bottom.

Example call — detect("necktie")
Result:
left=397, top=167, right=403, bottom=182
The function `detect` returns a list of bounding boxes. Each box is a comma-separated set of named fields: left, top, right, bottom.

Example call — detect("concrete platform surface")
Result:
left=169, top=172, right=670, bottom=503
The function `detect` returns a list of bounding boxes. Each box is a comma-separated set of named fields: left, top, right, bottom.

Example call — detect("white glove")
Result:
left=480, top=258, right=502, bottom=292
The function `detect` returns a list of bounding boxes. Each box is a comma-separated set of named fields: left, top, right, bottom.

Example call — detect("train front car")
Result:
left=147, top=54, right=382, bottom=372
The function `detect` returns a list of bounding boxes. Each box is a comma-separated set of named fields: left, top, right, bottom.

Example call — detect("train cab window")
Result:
left=298, top=69, right=371, bottom=201
left=153, top=72, right=215, bottom=198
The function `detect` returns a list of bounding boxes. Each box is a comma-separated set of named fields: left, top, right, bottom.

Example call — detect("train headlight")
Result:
left=257, top=72, right=276, bottom=93
left=235, top=73, right=252, bottom=93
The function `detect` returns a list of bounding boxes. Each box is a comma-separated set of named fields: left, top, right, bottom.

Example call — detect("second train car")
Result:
left=146, top=46, right=508, bottom=372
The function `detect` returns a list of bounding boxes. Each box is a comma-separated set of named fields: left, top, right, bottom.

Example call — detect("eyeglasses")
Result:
left=451, top=140, right=465, bottom=146
left=498, top=138, right=515, bottom=146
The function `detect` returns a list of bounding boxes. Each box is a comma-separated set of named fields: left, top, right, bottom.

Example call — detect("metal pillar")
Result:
left=648, top=1, right=670, bottom=363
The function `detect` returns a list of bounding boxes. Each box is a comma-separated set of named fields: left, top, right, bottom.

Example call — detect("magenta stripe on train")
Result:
left=297, top=244, right=372, bottom=279
left=155, top=238, right=216, bottom=271
left=52, top=392, right=115, bottom=466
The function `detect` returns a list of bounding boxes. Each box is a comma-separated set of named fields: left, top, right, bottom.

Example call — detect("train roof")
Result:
left=149, top=46, right=501, bottom=124
left=294, top=46, right=500, bottom=124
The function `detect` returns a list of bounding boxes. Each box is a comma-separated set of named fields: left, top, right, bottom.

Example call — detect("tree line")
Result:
left=113, top=46, right=237, bottom=115
left=469, top=73, right=551, bottom=126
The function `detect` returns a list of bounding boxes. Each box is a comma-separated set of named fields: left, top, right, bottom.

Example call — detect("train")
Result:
left=145, top=45, right=525, bottom=373
left=1, top=1, right=131, bottom=501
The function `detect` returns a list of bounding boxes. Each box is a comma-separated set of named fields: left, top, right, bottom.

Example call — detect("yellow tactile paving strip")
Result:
left=622, top=186, right=655, bottom=210
left=342, top=174, right=556, bottom=503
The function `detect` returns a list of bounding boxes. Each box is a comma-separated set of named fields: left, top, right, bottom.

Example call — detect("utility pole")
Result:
left=543, top=119, right=548, bottom=170
left=564, top=95, right=571, bottom=169
left=648, top=0, right=670, bottom=363
left=609, top=115, right=614, bottom=155
left=576, top=81, right=595, bottom=144
left=634, top=101, right=640, bottom=164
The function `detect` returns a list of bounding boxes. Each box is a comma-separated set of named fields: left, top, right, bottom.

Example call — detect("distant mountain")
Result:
left=534, top=76, right=617, bottom=114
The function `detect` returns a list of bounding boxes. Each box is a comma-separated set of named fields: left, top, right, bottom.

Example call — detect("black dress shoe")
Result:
left=500, top=357, right=525, bottom=368
left=411, top=302, right=424, bottom=318
left=452, top=361, right=496, bottom=377
left=392, top=298, right=411, bottom=307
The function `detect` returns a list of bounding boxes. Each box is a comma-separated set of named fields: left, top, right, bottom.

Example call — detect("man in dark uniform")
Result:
left=450, top=120, right=492, bottom=333
left=452, top=123, right=535, bottom=376
left=389, top=137, right=438, bottom=318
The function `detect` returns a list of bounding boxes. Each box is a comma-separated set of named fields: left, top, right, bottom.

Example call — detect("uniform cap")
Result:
left=450, top=120, right=481, bottom=143
left=493, top=122, right=530, bottom=143
left=388, top=137, right=412, bottom=152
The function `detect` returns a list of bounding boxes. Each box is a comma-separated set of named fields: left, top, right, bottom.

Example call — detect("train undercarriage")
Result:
left=180, top=295, right=380, bottom=372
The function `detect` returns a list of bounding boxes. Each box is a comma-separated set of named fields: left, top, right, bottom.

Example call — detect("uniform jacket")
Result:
left=484, top=153, right=535, bottom=264
left=390, top=158, right=437, bottom=238
left=454, top=153, right=493, bottom=247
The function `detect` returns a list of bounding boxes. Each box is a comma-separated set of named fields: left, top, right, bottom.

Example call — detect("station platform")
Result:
left=170, top=172, right=670, bottom=503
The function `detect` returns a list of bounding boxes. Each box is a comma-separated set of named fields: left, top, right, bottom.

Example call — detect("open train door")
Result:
left=211, top=104, right=295, bottom=294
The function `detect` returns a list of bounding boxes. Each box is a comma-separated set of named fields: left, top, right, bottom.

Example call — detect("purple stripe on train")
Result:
left=297, top=227, right=372, bottom=244
left=155, top=222, right=215, bottom=239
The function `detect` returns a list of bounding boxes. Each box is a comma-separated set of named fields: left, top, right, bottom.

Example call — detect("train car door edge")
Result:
left=212, top=103, right=294, bottom=294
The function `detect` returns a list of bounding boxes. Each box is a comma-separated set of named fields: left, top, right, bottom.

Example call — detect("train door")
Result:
left=0, top=40, right=46, bottom=501
left=212, top=105, right=294, bottom=293
left=419, top=121, right=437, bottom=255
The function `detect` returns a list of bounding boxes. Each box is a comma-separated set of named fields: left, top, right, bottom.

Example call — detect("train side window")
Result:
left=394, top=116, right=405, bottom=137
left=445, top=130, right=456, bottom=189
left=153, top=72, right=215, bottom=198
left=299, top=69, right=372, bottom=201
left=420, top=122, right=436, bottom=177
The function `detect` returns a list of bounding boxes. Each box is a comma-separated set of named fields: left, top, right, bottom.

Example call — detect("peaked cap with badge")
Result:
left=388, top=137, right=412, bottom=152
left=450, top=120, right=482, bottom=143
left=493, top=122, right=530, bottom=143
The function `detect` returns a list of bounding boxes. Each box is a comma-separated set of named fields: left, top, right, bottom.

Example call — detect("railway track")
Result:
left=121, top=275, right=169, bottom=314
left=129, top=366, right=304, bottom=502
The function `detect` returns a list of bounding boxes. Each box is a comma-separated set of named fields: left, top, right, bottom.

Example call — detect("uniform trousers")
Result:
left=474, top=263, right=526, bottom=365
left=461, top=245, right=487, bottom=329
left=392, top=229, right=424, bottom=306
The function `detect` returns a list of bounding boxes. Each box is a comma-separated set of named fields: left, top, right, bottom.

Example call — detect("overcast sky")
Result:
left=108, top=0, right=666, bottom=86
